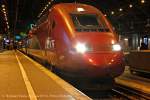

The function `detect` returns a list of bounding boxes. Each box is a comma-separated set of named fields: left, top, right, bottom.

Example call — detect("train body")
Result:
left=23, top=3, right=125, bottom=79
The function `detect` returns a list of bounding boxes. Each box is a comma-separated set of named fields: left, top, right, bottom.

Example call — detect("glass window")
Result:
left=70, top=14, right=109, bottom=32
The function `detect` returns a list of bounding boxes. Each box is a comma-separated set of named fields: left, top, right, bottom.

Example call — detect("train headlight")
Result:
left=75, top=42, right=87, bottom=53
left=112, top=44, right=121, bottom=51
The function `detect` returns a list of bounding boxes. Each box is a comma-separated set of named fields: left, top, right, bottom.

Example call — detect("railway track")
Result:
left=112, top=84, right=150, bottom=100
left=67, top=79, right=150, bottom=100
left=81, top=84, right=150, bottom=100
left=50, top=69, right=150, bottom=100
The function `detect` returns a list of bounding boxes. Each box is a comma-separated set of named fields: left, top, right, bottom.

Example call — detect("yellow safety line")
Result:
left=19, top=51, right=91, bottom=100
left=15, top=53, right=37, bottom=100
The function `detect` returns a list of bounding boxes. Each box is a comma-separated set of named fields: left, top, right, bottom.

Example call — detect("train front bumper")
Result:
left=58, top=51, right=125, bottom=78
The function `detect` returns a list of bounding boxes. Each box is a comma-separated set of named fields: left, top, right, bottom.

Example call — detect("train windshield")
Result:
left=70, top=14, right=109, bottom=32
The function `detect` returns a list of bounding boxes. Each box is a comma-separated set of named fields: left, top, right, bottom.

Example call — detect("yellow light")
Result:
left=48, top=2, right=51, bottom=5
left=89, top=59, right=93, bottom=63
left=2, top=5, right=5, bottom=8
left=111, top=11, right=114, bottom=15
left=141, top=0, right=145, bottom=3
left=111, top=40, right=115, bottom=44
left=7, top=25, right=9, bottom=29
left=119, top=8, right=123, bottom=11
left=124, top=38, right=128, bottom=41
left=2, top=8, right=5, bottom=11
left=111, top=59, right=114, bottom=62
left=104, top=14, right=107, bottom=17
left=129, top=4, right=133, bottom=8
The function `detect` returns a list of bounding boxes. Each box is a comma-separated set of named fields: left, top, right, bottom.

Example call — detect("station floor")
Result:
left=0, top=50, right=91, bottom=100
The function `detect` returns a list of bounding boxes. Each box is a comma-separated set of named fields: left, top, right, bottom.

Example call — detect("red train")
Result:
left=23, top=3, right=125, bottom=81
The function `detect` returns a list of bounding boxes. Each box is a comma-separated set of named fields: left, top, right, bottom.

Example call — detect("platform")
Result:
left=0, top=50, right=91, bottom=100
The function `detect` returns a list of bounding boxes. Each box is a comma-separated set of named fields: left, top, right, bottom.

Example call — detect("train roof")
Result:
left=52, top=3, right=101, bottom=14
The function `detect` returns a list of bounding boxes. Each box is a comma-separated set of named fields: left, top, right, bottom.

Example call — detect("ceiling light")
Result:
left=124, top=38, right=128, bottom=41
left=7, top=25, right=9, bottom=29
left=2, top=8, right=5, bottom=11
left=119, top=8, right=123, bottom=11
left=111, top=11, right=114, bottom=15
left=129, top=4, right=133, bottom=8
left=141, top=0, right=145, bottom=4
left=2, top=5, right=5, bottom=8
left=48, top=2, right=51, bottom=5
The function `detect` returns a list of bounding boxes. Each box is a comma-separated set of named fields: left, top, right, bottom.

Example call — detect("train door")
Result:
left=140, top=35, right=148, bottom=50
left=45, top=12, right=55, bottom=50
left=143, top=36, right=148, bottom=47
left=45, top=12, right=57, bottom=66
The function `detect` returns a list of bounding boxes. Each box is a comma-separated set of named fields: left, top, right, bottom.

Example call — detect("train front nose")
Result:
left=82, top=52, right=125, bottom=78
left=63, top=33, right=125, bottom=78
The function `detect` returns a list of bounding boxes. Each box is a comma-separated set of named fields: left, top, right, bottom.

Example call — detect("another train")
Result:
left=20, top=3, right=125, bottom=82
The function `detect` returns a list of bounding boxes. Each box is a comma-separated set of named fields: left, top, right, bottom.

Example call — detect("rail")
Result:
left=112, top=84, right=150, bottom=100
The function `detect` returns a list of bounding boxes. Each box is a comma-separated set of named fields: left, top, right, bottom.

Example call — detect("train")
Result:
left=20, top=3, right=125, bottom=83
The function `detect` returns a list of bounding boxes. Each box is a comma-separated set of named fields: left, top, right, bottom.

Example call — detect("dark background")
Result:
left=0, top=0, right=150, bottom=37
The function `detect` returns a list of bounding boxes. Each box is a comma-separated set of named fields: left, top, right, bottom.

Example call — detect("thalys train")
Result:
left=20, top=3, right=125, bottom=80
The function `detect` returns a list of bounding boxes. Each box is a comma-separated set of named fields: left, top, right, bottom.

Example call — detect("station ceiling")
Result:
left=0, top=0, right=150, bottom=36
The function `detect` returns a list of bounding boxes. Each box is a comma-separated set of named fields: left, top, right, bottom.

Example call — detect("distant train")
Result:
left=20, top=3, right=125, bottom=82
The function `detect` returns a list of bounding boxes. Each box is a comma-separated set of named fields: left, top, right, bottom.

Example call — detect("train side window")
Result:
left=70, top=14, right=110, bottom=32
left=46, top=37, right=55, bottom=49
